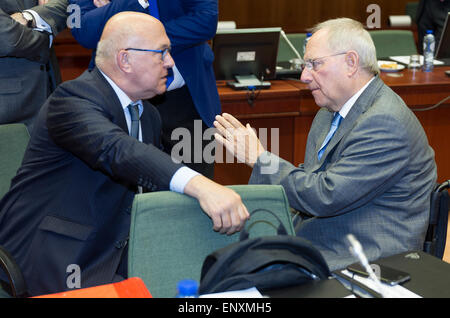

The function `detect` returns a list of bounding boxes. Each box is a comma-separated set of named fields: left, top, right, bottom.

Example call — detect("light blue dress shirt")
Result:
left=24, top=9, right=54, bottom=46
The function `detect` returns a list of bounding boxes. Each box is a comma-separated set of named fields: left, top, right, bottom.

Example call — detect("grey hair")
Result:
left=311, top=18, right=380, bottom=75
left=95, top=37, right=116, bottom=67
left=95, top=27, right=135, bottom=67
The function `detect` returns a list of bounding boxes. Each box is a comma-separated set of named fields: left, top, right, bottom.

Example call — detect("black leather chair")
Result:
left=0, top=246, right=28, bottom=297
left=423, top=180, right=450, bottom=259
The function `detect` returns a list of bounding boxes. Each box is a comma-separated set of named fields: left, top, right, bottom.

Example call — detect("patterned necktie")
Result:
left=128, top=103, right=140, bottom=139
left=318, top=113, right=343, bottom=160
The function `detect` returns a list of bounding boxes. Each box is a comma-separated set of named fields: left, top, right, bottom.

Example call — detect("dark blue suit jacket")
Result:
left=69, top=0, right=221, bottom=127
left=0, top=67, right=183, bottom=296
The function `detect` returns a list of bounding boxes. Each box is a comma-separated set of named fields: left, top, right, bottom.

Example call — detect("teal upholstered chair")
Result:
left=277, top=33, right=306, bottom=63
left=369, top=30, right=418, bottom=59
left=0, top=123, right=29, bottom=200
left=127, top=184, right=294, bottom=298
left=0, top=123, right=30, bottom=298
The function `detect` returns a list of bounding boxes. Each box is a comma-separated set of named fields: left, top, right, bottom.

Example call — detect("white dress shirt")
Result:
left=23, top=10, right=54, bottom=47
left=338, top=76, right=376, bottom=118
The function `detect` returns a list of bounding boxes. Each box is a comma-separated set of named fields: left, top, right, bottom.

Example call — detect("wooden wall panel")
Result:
left=218, top=0, right=416, bottom=32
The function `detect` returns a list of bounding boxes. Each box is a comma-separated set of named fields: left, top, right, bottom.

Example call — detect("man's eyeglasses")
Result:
left=124, top=47, right=171, bottom=61
left=302, top=52, right=347, bottom=71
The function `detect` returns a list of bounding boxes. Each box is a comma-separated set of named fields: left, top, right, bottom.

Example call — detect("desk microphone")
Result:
left=346, top=234, right=389, bottom=297
left=280, top=30, right=303, bottom=62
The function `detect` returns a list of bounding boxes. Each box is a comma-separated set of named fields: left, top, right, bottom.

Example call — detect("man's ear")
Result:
left=117, top=49, right=132, bottom=73
left=345, top=50, right=359, bottom=76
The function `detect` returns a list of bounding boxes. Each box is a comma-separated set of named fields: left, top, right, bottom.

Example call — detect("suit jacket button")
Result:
left=115, top=240, right=127, bottom=249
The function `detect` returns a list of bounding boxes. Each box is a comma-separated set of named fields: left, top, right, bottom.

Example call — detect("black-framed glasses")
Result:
left=124, top=47, right=171, bottom=61
left=302, top=52, right=347, bottom=71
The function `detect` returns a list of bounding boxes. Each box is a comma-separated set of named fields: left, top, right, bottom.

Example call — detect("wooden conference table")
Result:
left=213, top=66, right=450, bottom=185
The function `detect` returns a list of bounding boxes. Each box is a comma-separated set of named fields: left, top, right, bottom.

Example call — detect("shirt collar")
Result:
left=338, top=76, right=375, bottom=118
left=98, top=69, right=143, bottom=115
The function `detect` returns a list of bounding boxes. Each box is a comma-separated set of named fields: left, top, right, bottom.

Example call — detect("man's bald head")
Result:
left=95, top=12, right=165, bottom=70
left=94, top=11, right=174, bottom=101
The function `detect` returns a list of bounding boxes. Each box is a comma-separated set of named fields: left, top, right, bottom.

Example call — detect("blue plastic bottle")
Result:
left=176, top=279, right=199, bottom=298
left=422, top=30, right=435, bottom=72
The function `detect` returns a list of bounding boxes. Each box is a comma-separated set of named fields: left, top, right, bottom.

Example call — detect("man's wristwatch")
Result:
left=22, top=11, right=34, bottom=28
left=138, top=0, right=149, bottom=9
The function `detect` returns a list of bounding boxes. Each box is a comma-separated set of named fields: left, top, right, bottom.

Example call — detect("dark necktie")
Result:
left=128, top=103, right=140, bottom=139
left=318, top=113, right=343, bottom=160
left=128, top=103, right=142, bottom=193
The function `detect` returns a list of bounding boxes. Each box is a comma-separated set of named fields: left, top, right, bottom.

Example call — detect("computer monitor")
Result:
left=212, top=27, right=281, bottom=89
left=436, top=12, right=450, bottom=60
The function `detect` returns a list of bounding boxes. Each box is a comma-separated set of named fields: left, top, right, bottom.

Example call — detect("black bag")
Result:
left=199, top=209, right=331, bottom=294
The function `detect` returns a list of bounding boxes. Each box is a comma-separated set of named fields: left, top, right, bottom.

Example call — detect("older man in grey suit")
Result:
left=214, top=18, right=437, bottom=271
left=0, top=0, right=68, bottom=133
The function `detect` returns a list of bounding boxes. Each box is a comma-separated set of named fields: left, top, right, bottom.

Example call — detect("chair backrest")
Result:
left=369, top=30, right=418, bottom=59
left=127, top=184, right=294, bottom=298
left=0, top=124, right=29, bottom=298
left=277, top=33, right=306, bottom=63
left=424, top=180, right=449, bottom=259
left=405, top=2, right=419, bottom=22
left=0, top=124, right=30, bottom=199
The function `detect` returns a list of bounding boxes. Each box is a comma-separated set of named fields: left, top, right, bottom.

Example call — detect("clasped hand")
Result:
left=184, top=175, right=250, bottom=235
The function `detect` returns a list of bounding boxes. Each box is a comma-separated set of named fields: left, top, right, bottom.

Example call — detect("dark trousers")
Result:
left=149, top=85, right=215, bottom=179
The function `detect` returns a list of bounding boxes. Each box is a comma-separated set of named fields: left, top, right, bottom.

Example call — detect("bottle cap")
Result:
left=426, top=30, right=433, bottom=34
left=177, top=279, right=198, bottom=295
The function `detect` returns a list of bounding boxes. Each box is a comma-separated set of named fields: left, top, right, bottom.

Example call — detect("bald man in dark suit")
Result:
left=0, top=12, right=249, bottom=296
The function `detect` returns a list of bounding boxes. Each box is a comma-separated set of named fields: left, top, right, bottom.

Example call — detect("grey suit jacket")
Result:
left=249, top=76, right=437, bottom=271
left=0, top=0, right=68, bottom=133
left=33, top=0, right=68, bottom=36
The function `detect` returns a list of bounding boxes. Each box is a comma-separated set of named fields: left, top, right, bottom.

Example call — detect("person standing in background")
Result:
left=69, top=0, right=220, bottom=179
left=416, top=0, right=450, bottom=53
left=0, top=0, right=68, bottom=133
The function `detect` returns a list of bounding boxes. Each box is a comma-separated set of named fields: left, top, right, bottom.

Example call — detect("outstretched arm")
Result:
left=214, top=113, right=266, bottom=168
